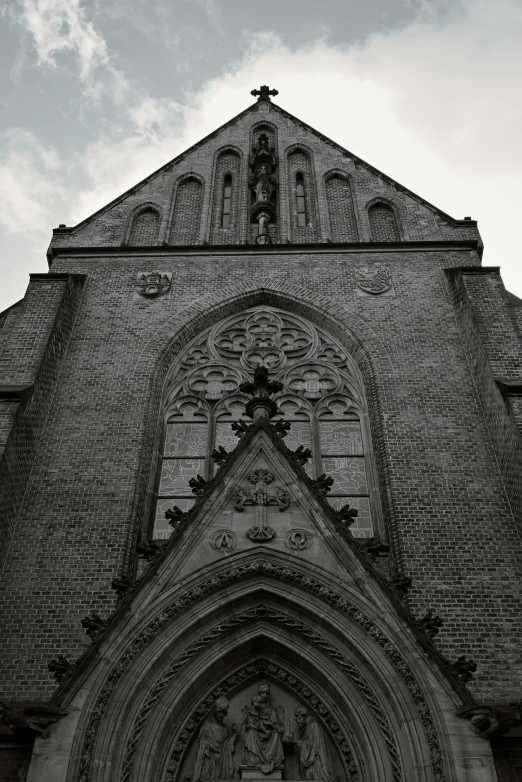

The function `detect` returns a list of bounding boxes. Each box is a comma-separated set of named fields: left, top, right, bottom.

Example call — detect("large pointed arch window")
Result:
left=152, top=307, right=380, bottom=540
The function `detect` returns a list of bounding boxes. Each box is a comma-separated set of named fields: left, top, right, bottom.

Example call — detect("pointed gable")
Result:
left=48, top=91, right=481, bottom=257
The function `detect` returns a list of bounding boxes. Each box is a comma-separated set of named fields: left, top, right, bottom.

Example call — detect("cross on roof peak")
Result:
left=251, top=85, right=279, bottom=102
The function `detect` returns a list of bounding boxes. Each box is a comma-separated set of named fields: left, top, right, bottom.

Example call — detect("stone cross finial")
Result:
left=239, top=365, right=282, bottom=421
left=251, top=85, right=279, bottom=102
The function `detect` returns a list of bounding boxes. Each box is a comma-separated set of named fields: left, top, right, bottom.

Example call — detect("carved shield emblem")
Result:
left=355, top=266, right=392, bottom=295
left=136, top=271, right=171, bottom=297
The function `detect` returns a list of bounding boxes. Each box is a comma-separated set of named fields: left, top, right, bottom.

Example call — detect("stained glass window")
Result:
left=153, top=307, right=379, bottom=540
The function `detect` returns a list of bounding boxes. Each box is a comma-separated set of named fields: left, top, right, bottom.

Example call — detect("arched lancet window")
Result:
left=170, top=177, right=203, bottom=244
left=152, top=307, right=379, bottom=540
left=368, top=202, right=400, bottom=242
left=210, top=150, right=241, bottom=243
left=325, top=174, right=358, bottom=242
left=287, top=148, right=317, bottom=241
left=222, top=174, right=232, bottom=228
left=129, top=206, right=160, bottom=246
left=296, top=173, right=307, bottom=227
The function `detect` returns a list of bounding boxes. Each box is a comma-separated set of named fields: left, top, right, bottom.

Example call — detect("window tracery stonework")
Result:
left=154, top=307, right=379, bottom=540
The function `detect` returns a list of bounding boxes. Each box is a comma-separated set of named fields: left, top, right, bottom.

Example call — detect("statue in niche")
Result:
left=294, top=706, right=336, bottom=782
left=253, top=164, right=275, bottom=204
left=193, top=696, right=237, bottom=782
left=241, top=681, right=284, bottom=773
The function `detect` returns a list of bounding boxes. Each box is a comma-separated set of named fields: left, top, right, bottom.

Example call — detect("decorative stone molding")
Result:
left=77, top=559, right=445, bottom=782
left=0, top=702, right=68, bottom=739
left=120, top=606, right=401, bottom=782
left=457, top=702, right=522, bottom=740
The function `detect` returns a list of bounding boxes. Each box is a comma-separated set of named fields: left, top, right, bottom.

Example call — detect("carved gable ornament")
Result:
left=355, top=266, right=392, bottom=296
left=233, top=467, right=290, bottom=542
left=135, top=271, right=172, bottom=298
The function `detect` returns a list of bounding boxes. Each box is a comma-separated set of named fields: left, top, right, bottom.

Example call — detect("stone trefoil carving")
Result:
left=233, top=468, right=290, bottom=542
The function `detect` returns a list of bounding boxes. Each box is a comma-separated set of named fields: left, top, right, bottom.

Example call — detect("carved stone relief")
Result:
left=78, top=561, right=444, bottom=782
left=135, top=271, right=172, bottom=298
left=233, top=469, right=290, bottom=542
left=284, top=530, right=313, bottom=551
left=210, top=530, right=238, bottom=551
left=355, top=266, right=393, bottom=297
left=176, top=674, right=351, bottom=782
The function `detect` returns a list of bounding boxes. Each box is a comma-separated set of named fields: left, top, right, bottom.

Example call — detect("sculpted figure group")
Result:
left=193, top=681, right=337, bottom=782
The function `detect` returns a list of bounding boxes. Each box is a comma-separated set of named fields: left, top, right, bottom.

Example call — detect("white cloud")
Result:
left=20, top=0, right=109, bottom=82
left=3, top=0, right=522, bottom=313
left=0, top=128, right=66, bottom=241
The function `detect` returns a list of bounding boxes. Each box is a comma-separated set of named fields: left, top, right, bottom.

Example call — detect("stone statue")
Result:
left=294, top=706, right=336, bottom=782
left=241, top=681, right=284, bottom=773
left=193, top=696, right=237, bottom=782
left=254, top=165, right=275, bottom=203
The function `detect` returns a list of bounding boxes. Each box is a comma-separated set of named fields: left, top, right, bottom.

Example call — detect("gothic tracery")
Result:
left=154, top=306, right=377, bottom=539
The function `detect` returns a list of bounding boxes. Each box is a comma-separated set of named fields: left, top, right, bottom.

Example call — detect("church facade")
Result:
left=0, top=86, right=521, bottom=781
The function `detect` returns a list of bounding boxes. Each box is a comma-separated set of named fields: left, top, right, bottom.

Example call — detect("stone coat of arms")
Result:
left=355, top=266, right=392, bottom=295
left=136, top=271, right=172, bottom=298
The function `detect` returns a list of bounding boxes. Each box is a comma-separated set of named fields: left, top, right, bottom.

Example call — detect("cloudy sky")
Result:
left=0, top=0, right=521, bottom=312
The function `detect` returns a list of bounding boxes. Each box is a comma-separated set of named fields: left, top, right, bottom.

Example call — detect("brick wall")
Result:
left=325, top=174, right=358, bottom=241
left=493, top=742, right=522, bottom=782
left=2, top=245, right=522, bottom=706
left=46, top=102, right=482, bottom=254
left=0, top=274, right=85, bottom=571
left=0, top=743, right=31, bottom=781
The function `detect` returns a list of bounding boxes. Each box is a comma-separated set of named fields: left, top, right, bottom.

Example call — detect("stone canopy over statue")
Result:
left=191, top=681, right=338, bottom=782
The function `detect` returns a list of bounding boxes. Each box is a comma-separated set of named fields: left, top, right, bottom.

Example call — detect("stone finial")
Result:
left=240, top=365, right=283, bottom=421
left=188, top=474, right=208, bottom=496
left=251, top=85, right=279, bottom=102
left=310, top=474, right=334, bottom=496
left=165, top=505, right=190, bottom=528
